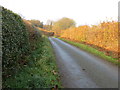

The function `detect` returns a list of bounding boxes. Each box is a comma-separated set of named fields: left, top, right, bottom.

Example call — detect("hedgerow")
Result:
left=2, top=7, right=30, bottom=80
left=2, top=7, right=62, bottom=88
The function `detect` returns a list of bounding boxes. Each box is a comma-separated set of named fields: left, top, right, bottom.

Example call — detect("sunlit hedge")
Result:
left=59, top=21, right=118, bottom=58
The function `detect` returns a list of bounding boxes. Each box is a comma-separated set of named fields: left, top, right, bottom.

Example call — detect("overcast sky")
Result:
left=0, top=0, right=119, bottom=26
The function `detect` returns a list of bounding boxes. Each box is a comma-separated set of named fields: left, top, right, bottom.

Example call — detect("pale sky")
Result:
left=0, top=0, right=119, bottom=26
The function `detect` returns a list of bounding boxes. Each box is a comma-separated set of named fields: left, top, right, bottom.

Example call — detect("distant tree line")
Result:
left=43, top=17, right=76, bottom=36
left=28, top=20, right=43, bottom=28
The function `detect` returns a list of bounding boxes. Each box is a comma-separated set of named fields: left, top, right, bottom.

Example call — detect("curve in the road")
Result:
left=49, top=37, right=118, bottom=88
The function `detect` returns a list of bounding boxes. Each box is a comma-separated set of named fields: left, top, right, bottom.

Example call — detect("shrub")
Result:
left=2, top=7, right=30, bottom=80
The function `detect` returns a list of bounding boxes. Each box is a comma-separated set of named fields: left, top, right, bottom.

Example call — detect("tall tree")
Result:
left=52, top=17, right=76, bottom=36
left=53, top=17, right=76, bottom=31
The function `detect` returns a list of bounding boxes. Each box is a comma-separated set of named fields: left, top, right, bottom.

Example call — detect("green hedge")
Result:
left=2, top=7, right=30, bottom=79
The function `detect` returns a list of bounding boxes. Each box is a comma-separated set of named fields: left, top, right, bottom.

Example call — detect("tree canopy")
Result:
left=53, top=17, right=76, bottom=31
left=28, top=20, right=43, bottom=28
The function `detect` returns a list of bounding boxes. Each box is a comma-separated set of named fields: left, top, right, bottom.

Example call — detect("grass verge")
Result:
left=58, top=37, right=119, bottom=66
left=4, top=36, right=62, bottom=88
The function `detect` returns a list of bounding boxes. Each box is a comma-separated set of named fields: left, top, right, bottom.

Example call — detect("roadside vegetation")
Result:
left=58, top=22, right=118, bottom=59
left=59, top=37, right=119, bottom=65
left=4, top=36, right=61, bottom=88
left=2, top=7, right=61, bottom=88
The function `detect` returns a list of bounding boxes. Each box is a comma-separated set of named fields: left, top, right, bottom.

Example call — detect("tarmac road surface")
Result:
left=49, top=37, right=118, bottom=88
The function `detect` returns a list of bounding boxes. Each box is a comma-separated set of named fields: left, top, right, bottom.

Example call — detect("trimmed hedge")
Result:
left=2, top=7, right=30, bottom=79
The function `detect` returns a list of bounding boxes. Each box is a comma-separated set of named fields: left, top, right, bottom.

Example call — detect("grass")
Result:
left=58, top=37, right=119, bottom=66
left=4, top=36, right=62, bottom=88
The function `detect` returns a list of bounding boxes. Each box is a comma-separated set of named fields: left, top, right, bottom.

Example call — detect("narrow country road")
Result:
left=49, top=37, right=118, bottom=88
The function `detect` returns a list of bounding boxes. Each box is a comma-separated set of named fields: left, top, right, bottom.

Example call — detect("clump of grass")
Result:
left=4, top=37, right=62, bottom=88
left=59, top=38, right=119, bottom=66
